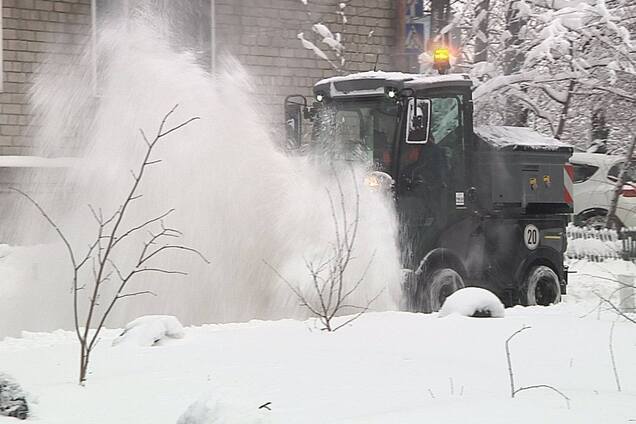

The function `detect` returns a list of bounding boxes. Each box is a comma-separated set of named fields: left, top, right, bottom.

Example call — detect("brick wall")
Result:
left=1, top=0, right=91, bottom=156
left=215, top=0, right=397, bottom=122
left=0, top=0, right=398, bottom=154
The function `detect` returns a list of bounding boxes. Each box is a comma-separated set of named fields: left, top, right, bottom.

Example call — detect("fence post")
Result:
left=617, top=274, right=636, bottom=314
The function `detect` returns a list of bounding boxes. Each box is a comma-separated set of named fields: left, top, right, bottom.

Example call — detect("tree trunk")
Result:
left=431, top=0, right=451, bottom=47
left=608, top=135, right=636, bottom=230
left=554, top=79, right=576, bottom=139
left=474, top=0, right=490, bottom=63
left=592, top=107, right=610, bottom=144
left=79, top=343, right=89, bottom=385
left=503, top=2, right=528, bottom=126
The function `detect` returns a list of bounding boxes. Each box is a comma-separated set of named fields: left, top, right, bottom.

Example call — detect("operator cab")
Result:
left=286, top=71, right=473, bottom=176
left=285, top=71, right=475, bottom=267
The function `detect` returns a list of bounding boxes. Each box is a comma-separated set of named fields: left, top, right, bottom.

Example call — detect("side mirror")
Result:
left=407, top=98, right=431, bottom=144
left=284, top=95, right=307, bottom=149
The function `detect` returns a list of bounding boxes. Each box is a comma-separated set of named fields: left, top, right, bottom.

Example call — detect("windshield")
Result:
left=311, top=98, right=399, bottom=169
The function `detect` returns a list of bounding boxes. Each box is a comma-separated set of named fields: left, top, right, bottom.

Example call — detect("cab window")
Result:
left=399, top=94, right=465, bottom=191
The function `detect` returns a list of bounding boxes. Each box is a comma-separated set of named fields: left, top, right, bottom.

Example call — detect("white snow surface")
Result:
left=0, top=258, right=635, bottom=423
left=475, top=126, right=572, bottom=150
left=112, top=315, right=185, bottom=347
left=439, top=287, right=505, bottom=318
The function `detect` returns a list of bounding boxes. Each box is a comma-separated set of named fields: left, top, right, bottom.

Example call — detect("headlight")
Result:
left=364, top=171, right=394, bottom=192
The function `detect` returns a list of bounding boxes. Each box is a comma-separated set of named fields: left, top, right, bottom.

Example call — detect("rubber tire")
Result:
left=411, top=268, right=465, bottom=313
left=521, top=265, right=562, bottom=306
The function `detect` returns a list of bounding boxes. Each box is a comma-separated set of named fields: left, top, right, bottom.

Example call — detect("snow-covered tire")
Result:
left=411, top=268, right=465, bottom=313
left=521, top=265, right=561, bottom=306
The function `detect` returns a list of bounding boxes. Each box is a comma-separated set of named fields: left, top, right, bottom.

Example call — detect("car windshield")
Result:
left=311, top=97, right=399, bottom=169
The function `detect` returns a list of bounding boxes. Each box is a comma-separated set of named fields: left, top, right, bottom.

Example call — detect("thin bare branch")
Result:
left=116, top=290, right=157, bottom=300
left=609, top=320, right=622, bottom=392
left=142, top=244, right=210, bottom=265
left=597, top=294, right=636, bottom=324
left=159, top=117, right=200, bottom=139
left=506, top=325, right=532, bottom=396
left=134, top=267, right=188, bottom=276
left=10, top=187, right=84, bottom=343
left=514, top=385, right=571, bottom=409
left=112, top=208, right=175, bottom=248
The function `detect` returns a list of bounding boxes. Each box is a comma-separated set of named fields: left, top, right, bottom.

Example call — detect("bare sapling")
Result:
left=505, top=326, right=570, bottom=409
left=594, top=279, right=636, bottom=326
left=13, top=105, right=208, bottom=385
left=609, top=321, right=622, bottom=392
left=267, top=169, right=382, bottom=332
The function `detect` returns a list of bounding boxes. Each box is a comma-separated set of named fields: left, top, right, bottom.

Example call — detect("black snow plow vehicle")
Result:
left=285, top=67, right=574, bottom=313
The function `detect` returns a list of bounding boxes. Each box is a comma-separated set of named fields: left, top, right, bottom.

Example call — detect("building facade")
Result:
left=0, top=0, right=401, bottom=156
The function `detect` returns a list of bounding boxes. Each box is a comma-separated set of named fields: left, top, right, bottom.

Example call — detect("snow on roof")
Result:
left=316, top=71, right=471, bottom=87
left=475, top=126, right=572, bottom=151
left=570, top=152, right=623, bottom=166
left=0, top=156, right=77, bottom=168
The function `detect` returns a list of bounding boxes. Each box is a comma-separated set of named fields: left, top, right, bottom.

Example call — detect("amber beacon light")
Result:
left=433, top=47, right=451, bottom=75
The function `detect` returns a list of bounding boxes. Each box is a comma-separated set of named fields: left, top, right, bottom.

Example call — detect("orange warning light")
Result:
left=433, top=47, right=451, bottom=74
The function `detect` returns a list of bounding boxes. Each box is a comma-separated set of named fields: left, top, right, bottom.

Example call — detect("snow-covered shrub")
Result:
left=177, top=393, right=271, bottom=424
left=0, top=373, right=28, bottom=420
left=112, top=315, right=185, bottom=347
left=439, top=287, right=505, bottom=318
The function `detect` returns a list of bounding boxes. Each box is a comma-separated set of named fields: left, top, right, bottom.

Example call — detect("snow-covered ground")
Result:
left=0, top=258, right=635, bottom=423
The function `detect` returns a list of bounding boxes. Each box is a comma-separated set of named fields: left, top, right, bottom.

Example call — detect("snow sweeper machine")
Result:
left=284, top=52, right=574, bottom=313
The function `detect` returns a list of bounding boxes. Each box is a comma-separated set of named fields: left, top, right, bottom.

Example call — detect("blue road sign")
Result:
left=406, top=0, right=424, bottom=18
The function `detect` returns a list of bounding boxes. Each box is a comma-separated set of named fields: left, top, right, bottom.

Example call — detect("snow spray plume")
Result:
left=0, top=8, right=402, bottom=336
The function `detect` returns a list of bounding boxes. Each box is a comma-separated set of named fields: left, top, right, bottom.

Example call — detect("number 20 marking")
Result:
left=524, top=225, right=539, bottom=250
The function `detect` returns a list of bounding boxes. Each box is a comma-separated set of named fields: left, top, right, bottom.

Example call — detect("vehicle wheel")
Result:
left=521, top=265, right=561, bottom=306
left=410, top=268, right=465, bottom=313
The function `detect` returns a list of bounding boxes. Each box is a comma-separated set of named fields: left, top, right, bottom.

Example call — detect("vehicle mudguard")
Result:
left=416, top=247, right=467, bottom=279
left=513, top=246, right=565, bottom=299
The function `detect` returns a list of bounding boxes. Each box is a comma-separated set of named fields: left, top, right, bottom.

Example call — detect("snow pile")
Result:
left=566, top=237, right=621, bottom=260
left=565, top=225, right=621, bottom=260
left=566, top=259, right=636, bottom=306
left=112, top=315, right=185, bottom=347
left=439, top=287, right=505, bottom=318
left=0, top=373, right=29, bottom=420
left=177, top=392, right=272, bottom=424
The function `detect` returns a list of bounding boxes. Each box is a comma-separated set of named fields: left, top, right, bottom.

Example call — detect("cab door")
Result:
left=395, top=93, right=468, bottom=267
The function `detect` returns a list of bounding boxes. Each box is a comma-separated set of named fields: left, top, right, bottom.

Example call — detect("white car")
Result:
left=569, top=152, right=636, bottom=228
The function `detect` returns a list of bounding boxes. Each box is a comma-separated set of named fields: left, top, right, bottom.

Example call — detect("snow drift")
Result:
left=112, top=315, right=185, bottom=347
left=439, top=287, right=505, bottom=318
